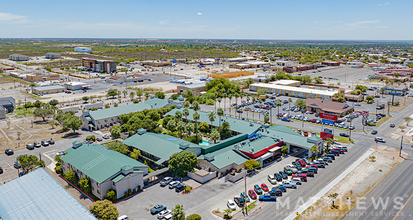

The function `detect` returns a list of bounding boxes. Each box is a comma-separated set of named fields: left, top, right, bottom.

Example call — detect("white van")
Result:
left=118, top=215, right=128, bottom=220
left=290, top=178, right=302, bottom=185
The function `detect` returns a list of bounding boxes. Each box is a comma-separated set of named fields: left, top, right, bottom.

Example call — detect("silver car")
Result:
left=281, top=181, right=297, bottom=189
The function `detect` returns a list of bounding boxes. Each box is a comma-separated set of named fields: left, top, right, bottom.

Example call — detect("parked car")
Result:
left=279, top=171, right=288, bottom=179
left=227, top=199, right=237, bottom=210
left=160, top=177, right=173, bottom=186
left=283, top=168, right=293, bottom=175
left=103, top=134, right=110, bottom=139
left=5, top=148, right=13, bottom=155
left=308, top=167, right=318, bottom=174
left=375, top=137, right=386, bottom=143
left=274, top=173, right=282, bottom=181
left=14, top=161, right=21, bottom=169
left=274, top=185, right=287, bottom=192
left=248, top=189, right=257, bottom=199
left=322, top=157, right=333, bottom=163
left=157, top=210, right=172, bottom=219
left=240, top=192, right=250, bottom=203
left=290, top=177, right=302, bottom=185
left=151, top=204, right=167, bottom=214
left=0, top=167, right=3, bottom=174
left=96, top=137, right=103, bottom=142
left=41, top=140, right=49, bottom=146
left=268, top=188, right=282, bottom=196
left=312, top=161, right=325, bottom=168
left=259, top=193, right=277, bottom=201
left=261, top=183, right=269, bottom=192
left=26, top=144, right=35, bottom=150
left=234, top=196, right=245, bottom=207
left=390, top=123, right=395, bottom=128
left=281, top=117, right=291, bottom=122
left=371, top=130, right=378, bottom=135
left=281, top=181, right=297, bottom=189
left=325, top=153, right=336, bottom=160
left=254, top=184, right=263, bottom=195
left=34, top=142, right=41, bottom=148
left=48, top=139, right=55, bottom=145
left=292, top=174, right=307, bottom=182
left=168, top=181, right=180, bottom=189
left=338, top=146, right=348, bottom=152
left=267, top=174, right=277, bottom=184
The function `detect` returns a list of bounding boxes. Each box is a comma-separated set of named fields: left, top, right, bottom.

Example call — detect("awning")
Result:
left=258, top=152, right=273, bottom=160
left=268, top=146, right=281, bottom=153
left=143, top=167, right=170, bottom=181
left=85, top=116, right=92, bottom=121
left=88, top=123, right=95, bottom=128
left=81, top=85, right=92, bottom=88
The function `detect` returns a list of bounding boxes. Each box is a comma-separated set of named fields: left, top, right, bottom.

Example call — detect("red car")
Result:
left=307, top=164, right=318, bottom=170
left=333, top=148, right=345, bottom=154
left=311, top=119, right=317, bottom=123
left=248, top=189, right=257, bottom=199
left=296, top=159, right=306, bottom=167
left=303, top=131, right=308, bottom=137
left=292, top=174, right=307, bottom=181
left=262, top=106, right=270, bottom=110
left=261, top=183, right=269, bottom=192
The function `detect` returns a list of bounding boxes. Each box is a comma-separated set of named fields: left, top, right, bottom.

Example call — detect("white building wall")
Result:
left=115, top=173, right=144, bottom=199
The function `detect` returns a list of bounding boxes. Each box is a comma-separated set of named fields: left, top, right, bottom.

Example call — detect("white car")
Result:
left=281, top=181, right=297, bottom=189
left=158, top=210, right=172, bottom=219
left=267, top=175, right=277, bottom=184
left=118, top=215, right=128, bottom=220
left=163, top=213, right=172, bottom=220
left=291, top=178, right=302, bottom=185
left=227, top=199, right=237, bottom=210
left=168, top=181, right=180, bottom=189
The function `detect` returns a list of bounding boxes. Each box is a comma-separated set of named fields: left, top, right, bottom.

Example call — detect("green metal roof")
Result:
left=308, top=135, right=322, bottom=141
left=61, top=144, right=147, bottom=184
left=123, top=132, right=200, bottom=165
left=112, top=173, right=126, bottom=183
left=164, top=109, right=262, bottom=135
left=202, top=133, right=248, bottom=154
left=237, top=136, right=279, bottom=153
left=89, top=98, right=168, bottom=121
left=258, top=125, right=316, bottom=149
left=200, top=147, right=249, bottom=169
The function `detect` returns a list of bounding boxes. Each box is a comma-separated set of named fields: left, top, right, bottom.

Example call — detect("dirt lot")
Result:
left=390, top=120, right=413, bottom=143
left=0, top=117, right=66, bottom=153
left=297, top=146, right=404, bottom=220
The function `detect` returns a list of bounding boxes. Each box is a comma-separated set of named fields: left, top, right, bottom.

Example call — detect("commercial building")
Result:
left=80, top=96, right=170, bottom=130
left=26, top=72, right=60, bottom=82
left=61, top=141, right=148, bottom=200
left=9, top=54, right=30, bottom=61
left=45, top=52, right=62, bottom=59
left=74, top=47, right=92, bottom=53
left=306, top=98, right=354, bottom=116
left=249, top=83, right=337, bottom=100
left=82, top=58, right=117, bottom=73
left=0, top=97, right=15, bottom=119
left=0, top=168, right=97, bottom=220
left=269, top=80, right=301, bottom=87
left=64, top=82, right=92, bottom=90
left=32, top=85, right=67, bottom=95
left=322, top=61, right=341, bottom=66
left=177, top=82, right=207, bottom=95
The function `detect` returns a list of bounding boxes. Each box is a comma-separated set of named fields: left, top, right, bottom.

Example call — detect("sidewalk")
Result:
left=284, top=148, right=375, bottom=220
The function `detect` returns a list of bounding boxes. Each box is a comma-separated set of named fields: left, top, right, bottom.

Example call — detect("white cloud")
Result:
left=314, top=21, right=318, bottom=24
left=378, top=2, right=389, bottom=6
left=159, top=19, right=170, bottom=25
left=346, top=20, right=380, bottom=27
left=181, top=21, right=193, bottom=24
left=197, top=12, right=202, bottom=15
left=376, top=26, right=389, bottom=28
left=0, top=12, right=28, bottom=22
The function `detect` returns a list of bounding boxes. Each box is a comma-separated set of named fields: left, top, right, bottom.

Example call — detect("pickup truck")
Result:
left=259, top=193, right=277, bottom=201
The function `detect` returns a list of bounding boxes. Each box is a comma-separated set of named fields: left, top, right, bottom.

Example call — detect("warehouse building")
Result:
left=26, top=72, right=60, bottom=82
left=9, top=54, right=30, bottom=61
left=61, top=141, right=148, bottom=200
left=32, top=85, right=67, bottom=95
left=64, top=82, right=92, bottom=90
left=74, top=47, right=92, bottom=53
left=0, top=97, right=15, bottom=119
left=141, top=61, right=172, bottom=67
left=249, top=83, right=337, bottom=100
left=322, top=61, right=341, bottom=66
left=306, top=98, right=354, bottom=116
left=82, top=58, right=117, bottom=73
left=45, top=52, right=62, bottom=59
left=0, top=168, right=97, bottom=220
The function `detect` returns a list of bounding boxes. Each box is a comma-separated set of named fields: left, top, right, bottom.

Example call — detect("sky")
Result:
left=0, top=0, right=412, bottom=40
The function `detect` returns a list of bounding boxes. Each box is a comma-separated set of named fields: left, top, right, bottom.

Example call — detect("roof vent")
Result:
left=137, top=128, right=146, bottom=135
left=150, top=95, right=155, bottom=99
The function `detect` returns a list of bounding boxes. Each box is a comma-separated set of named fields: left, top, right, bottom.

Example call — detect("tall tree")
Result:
left=177, top=121, right=186, bottom=138
left=136, top=90, right=143, bottom=102
left=17, top=154, right=44, bottom=175
left=122, top=90, right=127, bottom=98
left=168, top=151, right=198, bottom=177
left=211, top=129, right=220, bottom=143
left=208, top=111, right=216, bottom=130
left=186, top=123, right=194, bottom=136
left=217, top=108, right=224, bottom=134
left=90, top=200, right=119, bottom=220
left=183, top=108, right=190, bottom=124
left=167, top=119, right=177, bottom=132
left=175, top=110, right=183, bottom=122
left=193, top=112, right=200, bottom=142
left=172, top=204, right=186, bottom=220
left=130, top=92, right=135, bottom=100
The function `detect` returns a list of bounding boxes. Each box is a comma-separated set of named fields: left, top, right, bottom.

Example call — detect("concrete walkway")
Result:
left=284, top=148, right=375, bottom=220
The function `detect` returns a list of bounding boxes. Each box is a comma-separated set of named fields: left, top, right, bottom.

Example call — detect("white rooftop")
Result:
left=250, top=83, right=337, bottom=96
left=269, top=80, right=300, bottom=85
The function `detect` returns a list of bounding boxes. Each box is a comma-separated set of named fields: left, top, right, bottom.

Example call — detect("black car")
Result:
left=293, top=162, right=302, bottom=170
left=269, top=188, right=282, bottom=196
left=26, top=144, right=35, bottom=150
left=96, top=137, right=103, bottom=142
left=329, top=150, right=340, bottom=156
left=175, top=184, right=186, bottom=192
left=48, top=139, right=55, bottom=145
left=390, top=123, right=395, bottom=128
left=274, top=186, right=287, bottom=192
left=325, top=154, right=336, bottom=160
left=371, top=130, right=378, bottom=135
left=237, top=110, right=243, bottom=113
left=274, top=173, right=282, bottom=181
left=234, top=196, right=245, bottom=207
left=279, top=171, right=288, bottom=179
left=41, top=140, right=49, bottom=146
left=308, top=167, right=318, bottom=174
left=5, top=148, right=13, bottom=155
left=254, top=184, right=263, bottom=195
left=14, top=161, right=21, bottom=169
left=0, top=167, right=3, bottom=174
left=339, top=133, right=349, bottom=137
left=34, top=142, right=41, bottom=148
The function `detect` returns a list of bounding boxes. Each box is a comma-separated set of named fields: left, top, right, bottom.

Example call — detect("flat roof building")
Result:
left=249, top=83, right=337, bottom=100
left=65, top=81, right=92, bottom=90
left=0, top=168, right=97, bottom=220
left=45, top=52, right=62, bottom=59
left=306, top=98, right=354, bottom=116
left=0, top=97, right=15, bottom=119
left=269, top=80, right=301, bottom=87
left=74, top=47, right=92, bottom=53
left=177, top=82, right=207, bottom=95
left=9, top=54, right=29, bottom=61
left=61, top=142, right=148, bottom=200
left=82, top=58, right=116, bottom=73
left=32, top=85, right=67, bottom=95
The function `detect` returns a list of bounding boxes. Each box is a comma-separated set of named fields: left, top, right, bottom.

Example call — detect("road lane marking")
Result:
left=393, top=192, right=413, bottom=220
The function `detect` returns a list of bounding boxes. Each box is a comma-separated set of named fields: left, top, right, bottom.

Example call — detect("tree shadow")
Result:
left=63, top=132, right=80, bottom=139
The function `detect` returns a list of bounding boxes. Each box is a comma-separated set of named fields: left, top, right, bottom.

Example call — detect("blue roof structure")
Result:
left=0, top=168, right=97, bottom=220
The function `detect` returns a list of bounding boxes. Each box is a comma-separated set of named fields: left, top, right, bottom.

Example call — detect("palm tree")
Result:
left=193, top=112, right=200, bottom=142
left=310, top=145, right=319, bottom=157
left=246, top=96, right=250, bottom=121
left=217, top=108, right=224, bottom=134
left=276, top=101, right=282, bottom=118
left=252, top=96, right=256, bottom=121
left=167, top=119, right=176, bottom=132
left=175, top=111, right=183, bottom=122
left=217, top=97, right=222, bottom=109
left=211, top=129, right=220, bottom=143
left=228, top=94, right=232, bottom=116
left=183, top=108, right=190, bottom=124
left=213, top=94, right=217, bottom=113
left=208, top=111, right=216, bottom=131
left=184, top=101, right=190, bottom=108
left=177, top=121, right=185, bottom=138
left=186, top=123, right=194, bottom=136
left=192, top=101, right=200, bottom=111
left=234, top=93, right=240, bottom=118
left=136, top=90, right=143, bottom=102
left=122, top=90, right=127, bottom=98
left=144, top=92, right=150, bottom=100
left=288, top=98, right=292, bottom=109
left=223, top=93, right=227, bottom=115
left=239, top=93, right=244, bottom=118
left=259, top=99, right=263, bottom=122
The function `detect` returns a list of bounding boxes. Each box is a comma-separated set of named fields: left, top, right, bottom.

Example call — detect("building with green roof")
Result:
left=61, top=142, right=148, bottom=200
left=122, top=129, right=201, bottom=167
left=80, top=96, right=173, bottom=130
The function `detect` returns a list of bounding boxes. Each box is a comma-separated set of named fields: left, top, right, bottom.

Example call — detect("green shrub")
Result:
left=133, top=99, right=139, bottom=103
left=107, top=190, right=117, bottom=202
left=55, top=165, right=62, bottom=174
left=186, top=214, right=202, bottom=220
left=127, top=189, right=132, bottom=196
left=184, top=186, right=193, bottom=193
left=105, top=104, right=110, bottom=108
left=137, top=185, right=141, bottom=191
left=86, top=135, right=96, bottom=141
left=114, top=103, right=118, bottom=107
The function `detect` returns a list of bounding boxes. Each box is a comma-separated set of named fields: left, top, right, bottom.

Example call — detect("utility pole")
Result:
left=244, top=169, right=248, bottom=216
left=349, top=118, right=352, bottom=141
left=400, top=136, right=403, bottom=157
left=387, top=101, right=390, bottom=116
